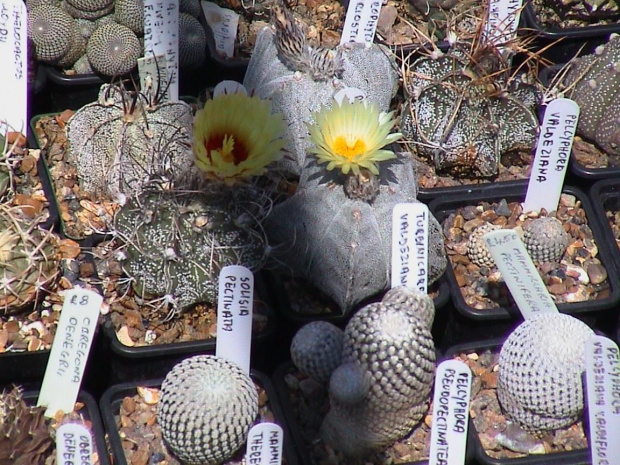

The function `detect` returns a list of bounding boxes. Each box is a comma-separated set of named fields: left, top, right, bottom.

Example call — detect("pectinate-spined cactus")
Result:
left=28, top=5, right=77, bottom=63
left=86, top=22, right=141, bottom=76
left=158, top=355, right=259, bottom=465
left=401, top=47, right=541, bottom=177
left=0, top=205, right=59, bottom=315
left=179, top=13, right=206, bottom=68
left=65, top=83, right=194, bottom=202
left=290, top=321, right=344, bottom=384
left=561, top=34, right=620, bottom=156
left=522, top=216, right=569, bottom=264
left=114, top=0, right=144, bottom=36
left=497, top=313, right=594, bottom=433
left=114, top=185, right=268, bottom=311
left=320, top=287, right=436, bottom=457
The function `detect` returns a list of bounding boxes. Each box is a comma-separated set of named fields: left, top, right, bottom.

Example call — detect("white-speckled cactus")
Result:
left=158, top=355, right=258, bottom=465
left=243, top=3, right=399, bottom=176
left=290, top=321, right=344, bottom=384
left=319, top=287, right=436, bottom=457
left=497, top=313, right=594, bottom=432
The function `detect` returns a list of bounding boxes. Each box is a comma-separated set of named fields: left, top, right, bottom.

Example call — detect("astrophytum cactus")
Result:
left=158, top=355, right=258, bottom=465
left=0, top=205, right=59, bottom=315
left=265, top=99, right=447, bottom=314
left=401, top=45, right=541, bottom=177
left=497, top=313, right=594, bottom=432
left=243, top=3, right=399, bottom=176
left=561, top=34, right=620, bottom=156
left=320, top=287, right=436, bottom=456
left=65, top=83, right=194, bottom=202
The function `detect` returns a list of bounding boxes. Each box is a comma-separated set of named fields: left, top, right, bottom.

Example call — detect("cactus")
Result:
left=290, top=321, right=344, bottom=384
left=178, top=13, right=206, bottom=68
left=497, top=313, right=594, bottom=433
left=401, top=45, right=541, bottom=177
left=523, top=216, right=569, bottom=264
left=86, top=22, right=141, bottom=76
left=0, top=204, right=59, bottom=315
left=243, top=3, right=400, bottom=176
left=114, top=0, right=144, bottom=35
left=317, top=287, right=436, bottom=457
left=538, top=0, right=619, bottom=24
left=158, top=355, right=258, bottom=465
left=0, top=387, right=54, bottom=464
left=65, top=83, right=194, bottom=202
left=561, top=34, right=620, bottom=156
left=28, top=5, right=77, bottom=63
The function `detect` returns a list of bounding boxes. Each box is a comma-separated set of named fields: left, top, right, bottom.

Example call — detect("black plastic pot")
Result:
left=443, top=339, right=591, bottom=465
left=428, top=183, right=620, bottom=325
left=45, top=66, right=106, bottom=112
left=589, top=179, right=620, bottom=275
left=100, top=370, right=298, bottom=465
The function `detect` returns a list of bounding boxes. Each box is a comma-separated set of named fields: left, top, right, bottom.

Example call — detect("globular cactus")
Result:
left=561, top=34, right=620, bottom=156
left=243, top=3, right=400, bottom=176
left=178, top=13, right=206, bottom=68
left=497, top=313, right=594, bottom=433
left=65, top=83, right=194, bottom=202
left=28, top=5, right=77, bottom=63
left=0, top=205, right=59, bottom=315
left=290, top=321, right=344, bottom=384
left=0, top=387, right=54, bottom=464
left=466, top=222, right=501, bottom=268
left=522, top=216, right=569, bottom=264
left=114, top=185, right=268, bottom=311
left=320, top=287, right=436, bottom=457
left=114, top=0, right=144, bottom=36
left=401, top=46, right=541, bottom=177
left=158, top=355, right=258, bottom=465
left=86, top=22, right=141, bottom=76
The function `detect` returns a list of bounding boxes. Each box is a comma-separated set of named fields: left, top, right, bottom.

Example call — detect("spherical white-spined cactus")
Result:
left=178, top=13, right=206, bottom=68
left=522, top=216, right=569, bottom=264
left=158, top=355, right=259, bottom=465
left=497, top=313, right=594, bottom=433
left=290, top=321, right=344, bottom=384
left=86, top=22, right=141, bottom=76
left=114, top=0, right=144, bottom=35
left=320, top=287, right=436, bottom=457
left=467, top=222, right=500, bottom=268
left=28, top=5, right=76, bottom=63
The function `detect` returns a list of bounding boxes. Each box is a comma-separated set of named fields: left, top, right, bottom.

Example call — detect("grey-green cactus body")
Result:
left=522, top=216, right=569, bottom=264
left=402, top=50, right=540, bottom=177
left=265, top=156, right=447, bottom=314
left=158, top=355, right=259, bottom=465
left=65, top=84, right=194, bottom=201
left=290, top=321, right=344, bottom=383
left=115, top=185, right=268, bottom=311
left=321, top=287, right=436, bottom=456
left=497, top=313, right=594, bottom=433
left=562, top=35, right=620, bottom=156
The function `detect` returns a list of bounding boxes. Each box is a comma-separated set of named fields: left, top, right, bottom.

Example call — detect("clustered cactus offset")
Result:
left=158, top=355, right=259, bottom=465
left=497, top=313, right=594, bottom=432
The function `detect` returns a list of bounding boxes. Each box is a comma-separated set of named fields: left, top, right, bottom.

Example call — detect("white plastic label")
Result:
left=137, top=54, right=168, bottom=97
left=482, top=0, right=524, bottom=48
left=143, top=0, right=179, bottom=101
left=334, top=87, right=366, bottom=105
left=213, top=80, right=247, bottom=97
left=340, top=0, right=382, bottom=45
left=391, top=203, right=429, bottom=293
left=0, top=0, right=27, bottom=136
left=56, top=423, right=93, bottom=465
left=585, top=335, right=620, bottom=465
left=38, top=288, right=102, bottom=417
left=523, top=98, right=579, bottom=213
left=246, top=423, right=283, bottom=465
left=201, top=1, right=238, bottom=59
left=483, top=229, right=558, bottom=319
left=216, top=265, right=253, bottom=374
left=429, top=359, right=472, bottom=465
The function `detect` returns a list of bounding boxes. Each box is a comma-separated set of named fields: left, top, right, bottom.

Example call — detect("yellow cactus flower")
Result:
left=193, top=92, right=285, bottom=183
left=307, top=99, right=402, bottom=176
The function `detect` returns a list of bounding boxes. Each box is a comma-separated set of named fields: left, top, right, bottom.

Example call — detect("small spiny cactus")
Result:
left=290, top=321, right=344, bottom=384
left=522, top=216, right=569, bottom=264
left=86, top=22, right=141, bottom=76
left=158, top=355, right=259, bottom=465
left=466, top=222, right=501, bottom=268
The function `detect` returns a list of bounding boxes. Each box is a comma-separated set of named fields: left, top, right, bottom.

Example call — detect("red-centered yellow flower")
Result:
left=193, top=92, right=285, bottom=183
left=307, top=99, right=402, bottom=176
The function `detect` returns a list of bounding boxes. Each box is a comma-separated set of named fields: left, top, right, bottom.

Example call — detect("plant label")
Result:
left=391, top=203, right=428, bottom=293
left=523, top=98, right=579, bottom=214
left=484, top=229, right=558, bottom=319
left=213, top=80, right=247, bottom=97
left=216, top=265, right=253, bottom=374
left=585, top=335, right=620, bottom=465
left=340, top=0, right=382, bottom=45
left=429, top=359, right=472, bottom=465
left=38, top=288, right=102, bottom=417
left=246, top=422, right=283, bottom=465
left=56, top=422, right=93, bottom=465
left=201, top=1, right=239, bottom=59
left=334, top=87, right=366, bottom=105
left=137, top=54, right=168, bottom=98
left=144, top=0, right=179, bottom=101
left=482, top=0, right=524, bottom=49
left=0, top=0, right=27, bottom=136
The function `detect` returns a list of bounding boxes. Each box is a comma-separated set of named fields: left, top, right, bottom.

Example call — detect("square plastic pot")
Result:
left=100, top=370, right=299, bottom=465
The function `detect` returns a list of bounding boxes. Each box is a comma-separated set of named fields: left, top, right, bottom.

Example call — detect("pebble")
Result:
left=495, top=422, right=545, bottom=454
left=587, top=263, right=607, bottom=285
left=495, top=199, right=512, bottom=217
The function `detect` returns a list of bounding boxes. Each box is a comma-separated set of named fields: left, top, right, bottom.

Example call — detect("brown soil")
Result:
left=571, top=137, right=620, bottom=171
left=530, top=0, right=620, bottom=29
left=441, top=193, right=611, bottom=311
